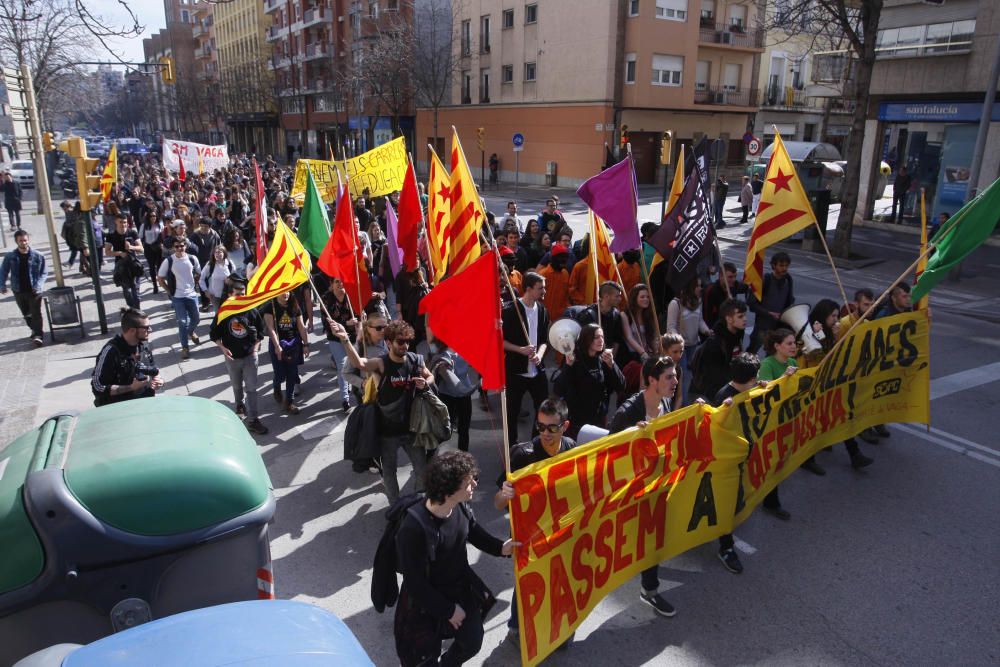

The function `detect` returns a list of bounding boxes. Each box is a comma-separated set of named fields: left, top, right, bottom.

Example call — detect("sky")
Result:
left=88, top=0, right=166, bottom=67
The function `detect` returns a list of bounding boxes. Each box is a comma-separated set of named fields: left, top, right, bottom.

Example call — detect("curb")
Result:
left=857, top=218, right=1000, bottom=248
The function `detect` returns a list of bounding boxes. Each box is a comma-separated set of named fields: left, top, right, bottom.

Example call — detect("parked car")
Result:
left=7, top=160, right=35, bottom=188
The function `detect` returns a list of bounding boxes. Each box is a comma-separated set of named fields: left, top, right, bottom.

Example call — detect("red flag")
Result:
left=318, top=180, right=371, bottom=314
left=397, top=160, right=421, bottom=271
left=419, top=250, right=505, bottom=390
left=177, top=154, right=186, bottom=183
left=252, top=159, right=268, bottom=264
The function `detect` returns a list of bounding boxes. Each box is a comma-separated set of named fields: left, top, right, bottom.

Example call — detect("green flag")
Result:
left=297, top=167, right=331, bottom=258
left=912, top=176, right=1000, bottom=302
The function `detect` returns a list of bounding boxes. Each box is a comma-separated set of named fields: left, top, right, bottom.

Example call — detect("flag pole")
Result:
left=590, top=211, right=602, bottom=331
left=916, top=188, right=930, bottom=311
left=810, top=218, right=849, bottom=307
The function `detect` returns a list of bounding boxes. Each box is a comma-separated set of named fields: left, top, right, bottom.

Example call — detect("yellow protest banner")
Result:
left=510, top=311, right=930, bottom=665
left=290, top=136, right=408, bottom=203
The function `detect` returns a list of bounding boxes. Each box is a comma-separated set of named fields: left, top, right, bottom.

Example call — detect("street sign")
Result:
left=742, top=131, right=754, bottom=145
left=512, top=132, right=524, bottom=152
left=747, top=137, right=763, bottom=156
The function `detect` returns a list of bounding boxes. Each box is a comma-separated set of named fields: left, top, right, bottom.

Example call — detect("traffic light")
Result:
left=58, top=136, right=103, bottom=211
left=620, top=125, right=630, bottom=148
left=42, top=132, right=55, bottom=152
left=660, top=130, right=673, bottom=165
left=160, top=56, right=175, bottom=84
left=476, top=127, right=485, bottom=151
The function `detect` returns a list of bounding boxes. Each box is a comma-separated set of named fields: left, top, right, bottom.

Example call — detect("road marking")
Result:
left=733, top=537, right=757, bottom=555
left=930, top=361, right=1000, bottom=400
left=892, top=423, right=1000, bottom=469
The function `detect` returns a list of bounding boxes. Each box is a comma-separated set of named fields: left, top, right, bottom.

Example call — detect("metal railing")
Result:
left=698, top=23, right=766, bottom=49
left=694, top=87, right=758, bottom=107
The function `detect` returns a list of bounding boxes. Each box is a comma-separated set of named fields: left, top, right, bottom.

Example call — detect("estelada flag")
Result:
left=743, top=132, right=815, bottom=299
left=215, top=219, right=310, bottom=324
left=318, top=179, right=371, bottom=314
left=448, top=128, right=484, bottom=276
left=419, top=250, right=505, bottom=390
left=100, top=143, right=117, bottom=202
left=586, top=211, right=618, bottom=304
left=427, top=148, right=451, bottom=282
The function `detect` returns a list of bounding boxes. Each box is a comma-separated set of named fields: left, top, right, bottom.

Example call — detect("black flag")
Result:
left=665, top=164, right=715, bottom=294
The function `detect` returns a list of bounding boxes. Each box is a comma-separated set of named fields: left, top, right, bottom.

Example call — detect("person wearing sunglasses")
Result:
left=335, top=318, right=434, bottom=503
left=609, top=355, right=680, bottom=620
left=493, top=398, right=577, bottom=647
left=92, top=307, right=164, bottom=406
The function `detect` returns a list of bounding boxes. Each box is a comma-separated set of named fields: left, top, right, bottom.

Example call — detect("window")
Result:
left=481, top=15, right=491, bottom=52
left=462, top=70, right=471, bottom=103
left=651, top=54, right=683, bottom=85
left=723, top=63, right=741, bottom=90
left=502, top=8, right=514, bottom=28
left=461, top=19, right=471, bottom=56
left=729, top=4, right=747, bottom=29
left=625, top=53, right=637, bottom=84
left=480, top=68, right=491, bottom=102
left=629, top=0, right=639, bottom=17
left=695, top=59, right=710, bottom=90
left=181, top=9, right=190, bottom=22
left=387, top=0, right=398, bottom=10
left=656, top=0, right=687, bottom=21
left=524, top=61, right=536, bottom=81
left=368, top=0, right=378, bottom=19
left=879, top=20, right=976, bottom=57
left=525, top=3, right=537, bottom=24
left=502, top=64, right=513, bottom=83
left=700, top=0, right=714, bottom=22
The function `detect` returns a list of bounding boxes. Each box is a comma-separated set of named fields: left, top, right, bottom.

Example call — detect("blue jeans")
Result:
left=122, top=277, right=141, bottom=309
left=326, top=339, right=351, bottom=402
left=171, top=295, right=200, bottom=349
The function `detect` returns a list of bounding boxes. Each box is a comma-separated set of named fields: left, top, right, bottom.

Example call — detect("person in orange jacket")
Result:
left=539, top=243, right=571, bottom=321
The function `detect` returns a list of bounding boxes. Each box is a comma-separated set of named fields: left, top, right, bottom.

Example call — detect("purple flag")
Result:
left=384, top=201, right=405, bottom=278
left=576, top=155, right=640, bottom=252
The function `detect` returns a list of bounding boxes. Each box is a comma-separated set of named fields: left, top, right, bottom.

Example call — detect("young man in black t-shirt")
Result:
left=105, top=213, right=144, bottom=309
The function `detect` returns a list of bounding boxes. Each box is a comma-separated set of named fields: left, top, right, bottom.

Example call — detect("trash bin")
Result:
left=803, top=189, right=832, bottom=251
left=0, top=396, right=276, bottom=665
left=13, top=600, right=374, bottom=667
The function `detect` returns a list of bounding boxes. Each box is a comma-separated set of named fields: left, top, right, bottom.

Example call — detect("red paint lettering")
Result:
left=613, top=502, right=638, bottom=573
left=545, top=459, right=575, bottom=549
left=548, top=555, right=578, bottom=644
left=518, top=572, right=546, bottom=661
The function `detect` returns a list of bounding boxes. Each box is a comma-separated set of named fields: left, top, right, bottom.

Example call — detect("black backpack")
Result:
left=371, top=493, right=430, bottom=613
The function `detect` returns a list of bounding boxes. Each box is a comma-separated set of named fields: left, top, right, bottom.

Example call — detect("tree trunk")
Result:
left=832, top=0, right=882, bottom=258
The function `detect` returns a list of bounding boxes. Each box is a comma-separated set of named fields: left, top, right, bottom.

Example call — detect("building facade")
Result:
left=215, top=0, right=281, bottom=157
left=415, top=0, right=765, bottom=188
left=857, top=0, right=1000, bottom=223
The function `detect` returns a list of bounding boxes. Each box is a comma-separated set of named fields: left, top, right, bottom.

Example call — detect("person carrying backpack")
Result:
left=377, top=451, right=517, bottom=667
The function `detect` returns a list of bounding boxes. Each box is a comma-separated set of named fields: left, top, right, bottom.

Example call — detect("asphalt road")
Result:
left=11, top=191, right=1000, bottom=665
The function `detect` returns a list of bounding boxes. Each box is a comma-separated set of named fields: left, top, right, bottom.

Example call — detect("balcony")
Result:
left=266, top=25, right=289, bottom=42
left=268, top=56, right=292, bottom=70
left=302, top=42, right=328, bottom=62
left=264, top=0, right=281, bottom=14
left=302, top=78, right=333, bottom=93
left=195, top=46, right=213, bottom=61
left=302, top=6, right=333, bottom=28
left=760, top=86, right=817, bottom=110
left=192, top=22, right=206, bottom=38
left=698, top=23, right=765, bottom=50
left=694, top=87, right=758, bottom=108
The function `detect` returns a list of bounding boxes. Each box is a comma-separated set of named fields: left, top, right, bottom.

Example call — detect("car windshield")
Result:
left=12, top=162, right=32, bottom=170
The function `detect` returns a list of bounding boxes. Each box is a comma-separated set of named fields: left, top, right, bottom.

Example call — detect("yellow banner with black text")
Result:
left=290, top=136, right=408, bottom=203
left=510, top=311, right=930, bottom=665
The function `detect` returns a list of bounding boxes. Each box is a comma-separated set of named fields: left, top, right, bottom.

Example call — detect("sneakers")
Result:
left=31, top=336, right=43, bottom=347
left=236, top=402, right=246, bottom=417
left=859, top=427, right=879, bottom=444
left=874, top=424, right=891, bottom=438
left=284, top=401, right=300, bottom=415
left=180, top=347, right=190, bottom=360
left=639, top=590, right=676, bottom=617
left=189, top=332, right=201, bottom=346
left=718, top=548, right=744, bottom=574
left=244, top=418, right=269, bottom=435
left=273, top=388, right=283, bottom=403
left=763, top=505, right=791, bottom=521
left=801, top=458, right=826, bottom=476
left=342, top=399, right=351, bottom=412
left=850, top=451, right=874, bottom=469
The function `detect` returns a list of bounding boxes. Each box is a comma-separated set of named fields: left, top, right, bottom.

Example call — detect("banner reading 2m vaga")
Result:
left=290, top=136, right=407, bottom=203
left=509, top=311, right=929, bottom=665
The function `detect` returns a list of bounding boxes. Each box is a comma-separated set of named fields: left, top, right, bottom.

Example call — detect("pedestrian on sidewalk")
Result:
left=91, top=307, right=163, bottom=406
left=139, top=211, right=165, bottom=294
left=106, top=213, right=144, bottom=309
left=739, top=176, right=752, bottom=224
left=891, top=165, right=912, bottom=224
left=157, top=236, right=202, bottom=360
left=750, top=172, right=763, bottom=216
left=2, top=172, right=22, bottom=231
left=60, top=201, right=79, bottom=267
left=211, top=279, right=268, bottom=435
left=714, top=176, right=729, bottom=228
left=0, top=230, right=47, bottom=346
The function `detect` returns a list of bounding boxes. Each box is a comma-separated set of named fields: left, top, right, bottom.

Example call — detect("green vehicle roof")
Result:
left=0, top=421, right=51, bottom=594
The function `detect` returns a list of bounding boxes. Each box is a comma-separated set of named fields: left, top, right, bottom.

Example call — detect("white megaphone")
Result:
left=780, top=304, right=823, bottom=356
left=548, top=318, right=581, bottom=356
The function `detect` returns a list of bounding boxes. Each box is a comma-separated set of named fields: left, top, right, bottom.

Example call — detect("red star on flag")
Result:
left=768, top=168, right=794, bottom=193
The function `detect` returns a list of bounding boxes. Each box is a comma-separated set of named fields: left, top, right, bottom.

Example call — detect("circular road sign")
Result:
left=747, top=137, right=763, bottom=156
left=512, top=133, right=525, bottom=147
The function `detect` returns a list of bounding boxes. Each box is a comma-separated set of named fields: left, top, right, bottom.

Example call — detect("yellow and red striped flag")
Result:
left=743, top=132, right=815, bottom=299
left=427, top=148, right=451, bottom=282
left=100, top=143, right=117, bottom=202
left=587, top=211, right=618, bottom=303
left=447, top=127, right=484, bottom=275
left=215, top=219, right=310, bottom=323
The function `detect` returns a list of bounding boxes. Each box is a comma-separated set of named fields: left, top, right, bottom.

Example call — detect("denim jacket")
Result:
left=0, top=248, right=47, bottom=293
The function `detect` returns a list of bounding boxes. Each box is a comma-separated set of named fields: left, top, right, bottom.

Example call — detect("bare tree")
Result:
left=352, top=6, right=415, bottom=139
left=759, top=0, right=884, bottom=258
left=410, top=0, right=464, bottom=148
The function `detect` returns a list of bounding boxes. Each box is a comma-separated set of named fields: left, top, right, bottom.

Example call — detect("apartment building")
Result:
left=857, top=0, right=1000, bottom=222
left=215, top=0, right=280, bottom=156
left=266, top=0, right=415, bottom=162
left=192, top=3, right=227, bottom=144
left=416, top=0, right=765, bottom=187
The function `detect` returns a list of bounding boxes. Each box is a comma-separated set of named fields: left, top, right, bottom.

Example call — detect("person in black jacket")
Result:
left=609, top=356, right=680, bottom=619
left=690, top=298, right=747, bottom=401
left=746, top=251, right=793, bottom=353
left=2, top=172, right=23, bottom=230
left=91, top=307, right=163, bottom=406
left=394, top=451, right=516, bottom=667
left=554, top=323, right=625, bottom=438
left=211, top=279, right=267, bottom=435
left=502, top=271, right=550, bottom=448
